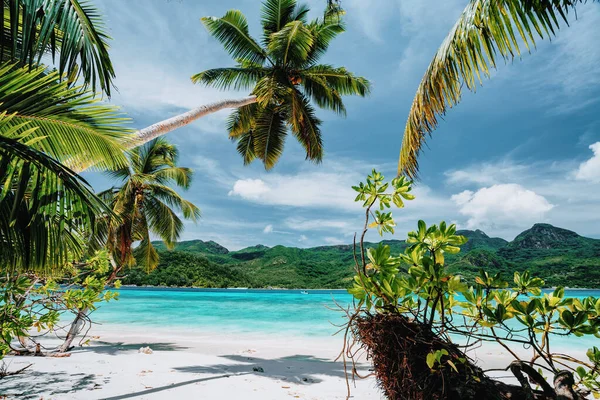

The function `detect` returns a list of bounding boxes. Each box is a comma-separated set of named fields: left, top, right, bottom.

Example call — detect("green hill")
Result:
left=127, top=224, right=600, bottom=289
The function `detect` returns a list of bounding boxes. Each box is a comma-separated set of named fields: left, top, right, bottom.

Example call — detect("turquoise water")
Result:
left=92, top=288, right=600, bottom=349
left=92, top=288, right=352, bottom=337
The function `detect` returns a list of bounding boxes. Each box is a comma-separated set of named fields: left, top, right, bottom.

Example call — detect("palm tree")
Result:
left=102, top=137, right=201, bottom=278
left=59, top=137, right=200, bottom=352
left=0, top=0, right=130, bottom=271
left=127, top=0, right=370, bottom=169
left=398, top=0, right=594, bottom=178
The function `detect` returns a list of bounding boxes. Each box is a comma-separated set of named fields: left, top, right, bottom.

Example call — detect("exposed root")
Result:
left=349, top=313, right=554, bottom=400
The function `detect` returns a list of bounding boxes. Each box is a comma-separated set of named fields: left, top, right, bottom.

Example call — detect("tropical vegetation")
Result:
left=127, top=223, right=600, bottom=289
left=341, top=170, right=600, bottom=399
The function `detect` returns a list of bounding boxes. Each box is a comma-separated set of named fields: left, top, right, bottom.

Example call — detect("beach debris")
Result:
left=50, top=353, right=71, bottom=358
left=240, top=348, right=257, bottom=354
left=281, top=386, right=291, bottom=389
left=138, top=346, right=153, bottom=354
left=252, top=366, right=264, bottom=373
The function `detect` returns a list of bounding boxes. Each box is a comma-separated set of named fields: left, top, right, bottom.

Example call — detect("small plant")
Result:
left=340, top=170, right=600, bottom=400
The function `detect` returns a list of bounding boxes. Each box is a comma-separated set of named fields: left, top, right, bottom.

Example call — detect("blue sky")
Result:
left=87, top=0, right=600, bottom=250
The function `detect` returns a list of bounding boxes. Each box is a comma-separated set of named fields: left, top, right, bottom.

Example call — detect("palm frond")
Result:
left=286, top=89, right=323, bottom=163
left=133, top=237, right=159, bottom=273
left=0, top=118, right=112, bottom=271
left=252, top=105, right=287, bottom=169
left=399, top=0, right=589, bottom=178
left=235, top=131, right=257, bottom=165
left=0, top=62, right=131, bottom=171
left=299, top=71, right=345, bottom=115
left=153, top=167, right=193, bottom=189
left=201, top=10, right=267, bottom=65
left=226, top=103, right=258, bottom=138
left=304, top=8, right=345, bottom=65
left=301, top=65, right=370, bottom=96
left=144, top=196, right=184, bottom=249
left=2, top=0, right=116, bottom=96
left=261, top=0, right=297, bottom=41
left=191, top=67, right=267, bottom=91
left=268, top=20, right=314, bottom=66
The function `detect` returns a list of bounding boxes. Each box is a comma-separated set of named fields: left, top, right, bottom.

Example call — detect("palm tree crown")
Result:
left=193, top=0, right=370, bottom=169
left=102, top=138, right=200, bottom=273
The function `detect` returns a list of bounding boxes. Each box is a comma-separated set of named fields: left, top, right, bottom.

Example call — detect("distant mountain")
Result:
left=507, top=223, right=583, bottom=250
left=127, top=224, right=600, bottom=289
left=153, top=239, right=229, bottom=255
left=456, top=229, right=508, bottom=252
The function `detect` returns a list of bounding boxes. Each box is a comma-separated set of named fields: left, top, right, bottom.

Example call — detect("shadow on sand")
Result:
left=0, top=370, right=99, bottom=399
left=101, top=354, right=371, bottom=399
left=75, top=341, right=189, bottom=356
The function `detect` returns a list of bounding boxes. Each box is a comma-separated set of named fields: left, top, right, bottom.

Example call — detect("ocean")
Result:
left=91, top=287, right=600, bottom=350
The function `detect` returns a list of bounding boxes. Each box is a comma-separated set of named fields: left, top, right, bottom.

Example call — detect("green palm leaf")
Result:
left=399, top=0, right=590, bottom=178
left=201, top=10, right=267, bottom=65
left=261, top=0, right=297, bottom=40
left=2, top=0, right=116, bottom=96
left=235, top=131, right=257, bottom=165
left=287, top=89, right=323, bottom=162
left=268, top=20, right=313, bottom=66
left=0, top=62, right=131, bottom=171
left=301, top=65, right=370, bottom=96
left=253, top=105, right=287, bottom=169
left=0, top=116, right=113, bottom=271
left=191, top=66, right=268, bottom=91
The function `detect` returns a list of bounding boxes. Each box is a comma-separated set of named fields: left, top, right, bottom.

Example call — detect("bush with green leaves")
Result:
left=343, top=170, right=600, bottom=399
left=0, top=251, right=118, bottom=362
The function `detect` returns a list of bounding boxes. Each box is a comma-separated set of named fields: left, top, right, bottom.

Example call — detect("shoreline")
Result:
left=117, top=285, right=600, bottom=291
left=2, top=325, right=591, bottom=399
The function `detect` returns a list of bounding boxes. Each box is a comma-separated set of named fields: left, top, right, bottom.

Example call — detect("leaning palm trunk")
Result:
left=73, top=96, right=257, bottom=173
left=128, top=96, right=257, bottom=148
left=58, top=307, right=89, bottom=353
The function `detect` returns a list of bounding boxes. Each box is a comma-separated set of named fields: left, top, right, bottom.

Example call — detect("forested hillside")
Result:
left=122, top=224, right=600, bottom=288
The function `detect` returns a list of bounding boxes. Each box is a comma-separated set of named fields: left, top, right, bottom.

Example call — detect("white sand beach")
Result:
left=1, top=328, right=382, bottom=400
left=0, top=327, right=589, bottom=399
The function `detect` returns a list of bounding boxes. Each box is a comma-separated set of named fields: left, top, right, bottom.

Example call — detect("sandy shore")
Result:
left=1, top=328, right=382, bottom=399
left=0, top=327, right=589, bottom=399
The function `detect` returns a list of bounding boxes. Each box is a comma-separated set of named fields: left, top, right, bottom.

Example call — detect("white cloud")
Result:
left=575, top=142, right=600, bottom=183
left=451, top=184, right=554, bottom=230
left=263, top=224, right=274, bottom=234
left=228, top=179, right=271, bottom=200
left=445, top=161, right=531, bottom=186
left=285, top=217, right=352, bottom=231
left=228, top=171, right=359, bottom=211
left=299, top=235, right=308, bottom=242
left=324, top=237, right=345, bottom=245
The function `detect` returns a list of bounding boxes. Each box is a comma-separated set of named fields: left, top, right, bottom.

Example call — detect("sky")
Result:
left=87, top=0, right=600, bottom=250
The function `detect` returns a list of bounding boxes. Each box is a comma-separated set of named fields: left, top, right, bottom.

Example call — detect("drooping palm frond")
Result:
left=0, top=114, right=113, bottom=271
left=196, top=0, right=370, bottom=170
left=0, top=62, right=131, bottom=171
left=1, top=0, right=116, bottom=96
left=252, top=105, right=287, bottom=169
left=399, top=0, right=592, bottom=178
left=286, top=88, right=323, bottom=162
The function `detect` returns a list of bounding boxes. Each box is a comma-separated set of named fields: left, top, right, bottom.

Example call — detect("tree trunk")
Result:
left=127, top=96, right=257, bottom=149
left=59, top=307, right=89, bottom=353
